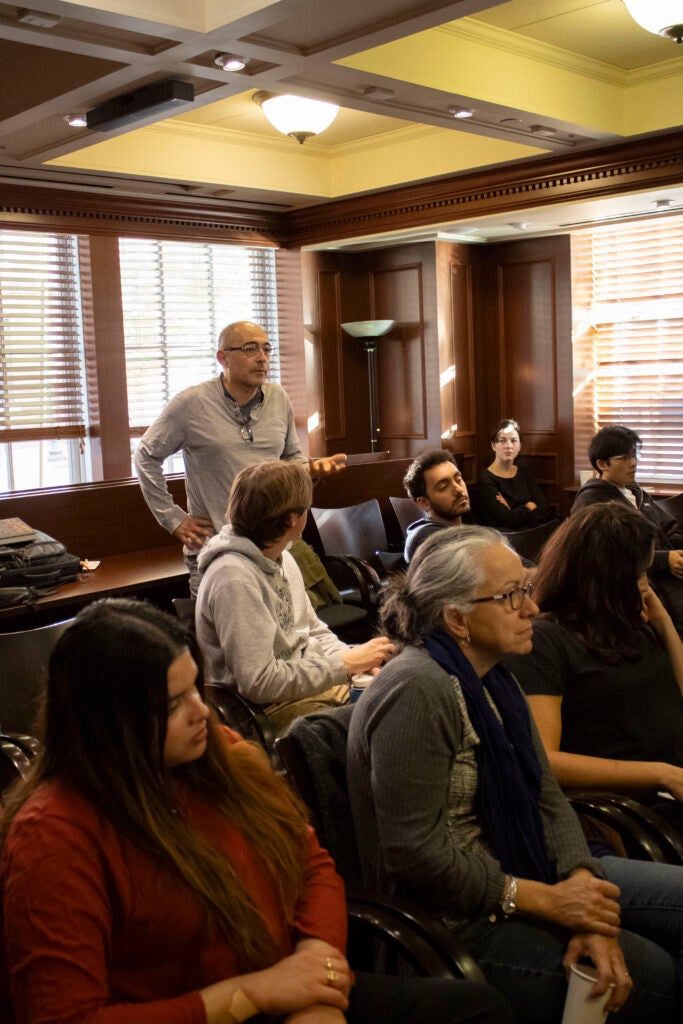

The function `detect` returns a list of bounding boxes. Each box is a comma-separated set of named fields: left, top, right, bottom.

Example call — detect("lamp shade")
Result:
left=623, top=0, right=683, bottom=41
left=341, top=320, right=395, bottom=338
left=254, top=92, right=339, bottom=144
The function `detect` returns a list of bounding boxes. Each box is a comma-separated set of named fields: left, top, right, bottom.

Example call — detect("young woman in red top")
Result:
left=0, top=598, right=510, bottom=1024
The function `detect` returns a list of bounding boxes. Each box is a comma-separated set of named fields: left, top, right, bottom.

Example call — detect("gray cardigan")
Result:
left=347, top=644, right=599, bottom=922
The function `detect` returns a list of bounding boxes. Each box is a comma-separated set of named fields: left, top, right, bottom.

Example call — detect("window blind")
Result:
left=119, top=239, right=280, bottom=434
left=0, top=230, right=86, bottom=444
left=572, top=216, right=683, bottom=484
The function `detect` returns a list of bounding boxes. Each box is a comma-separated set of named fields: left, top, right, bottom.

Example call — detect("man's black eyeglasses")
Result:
left=223, top=342, right=274, bottom=355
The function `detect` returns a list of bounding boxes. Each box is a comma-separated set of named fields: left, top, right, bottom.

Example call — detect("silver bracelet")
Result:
left=500, top=875, right=518, bottom=917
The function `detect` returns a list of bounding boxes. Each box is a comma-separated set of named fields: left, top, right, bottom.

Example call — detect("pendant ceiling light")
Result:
left=253, top=91, right=339, bottom=144
left=623, top=0, right=683, bottom=42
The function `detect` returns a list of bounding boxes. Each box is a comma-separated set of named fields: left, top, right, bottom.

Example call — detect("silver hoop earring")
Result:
left=461, top=631, right=471, bottom=647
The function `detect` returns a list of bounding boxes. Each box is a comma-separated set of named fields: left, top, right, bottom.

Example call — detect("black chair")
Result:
left=276, top=708, right=485, bottom=982
left=0, top=619, right=73, bottom=735
left=388, top=496, right=425, bottom=539
left=502, top=518, right=560, bottom=564
left=171, top=597, right=197, bottom=633
left=568, top=791, right=683, bottom=866
left=205, top=682, right=275, bottom=755
left=654, top=492, right=683, bottom=532
left=0, top=738, right=32, bottom=795
left=311, top=500, right=405, bottom=579
left=289, top=540, right=372, bottom=644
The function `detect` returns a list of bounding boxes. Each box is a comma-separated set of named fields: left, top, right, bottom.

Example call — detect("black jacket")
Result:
left=572, top=478, right=683, bottom=576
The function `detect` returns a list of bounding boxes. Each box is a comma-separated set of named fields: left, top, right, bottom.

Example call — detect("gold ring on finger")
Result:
left=325, top=957, right=333, bottom=970
left=327, top=970, right=337, bottom=985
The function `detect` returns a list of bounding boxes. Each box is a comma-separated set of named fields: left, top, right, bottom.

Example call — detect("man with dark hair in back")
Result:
left=573, top=423, right=683, bottom=628
left=402, top=449, right=470, bottom=562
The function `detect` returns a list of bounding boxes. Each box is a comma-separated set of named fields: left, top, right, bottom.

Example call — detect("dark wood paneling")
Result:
left=318, top=270, right=346, bottom=442
left=81, top=235, right=132, bottom=479
left=275, top=248, right=309, bottom=453
left=1, top=477, right=187, bottom=557
left=477, top=235, right=573, bottom=515
left=372, top=264, right=427, bottom=443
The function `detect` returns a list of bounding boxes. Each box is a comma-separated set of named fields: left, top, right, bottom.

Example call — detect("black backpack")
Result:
left=0, top=531, right=81, bottom=593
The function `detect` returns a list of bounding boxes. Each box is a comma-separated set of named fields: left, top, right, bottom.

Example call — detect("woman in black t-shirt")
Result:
left=508, top=502, right=683, bottom=830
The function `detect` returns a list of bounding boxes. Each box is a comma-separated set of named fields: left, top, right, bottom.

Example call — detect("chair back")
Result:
left=0, top=619, right=72, bottom=734
left=389, top=497, right=424, bottom=539
left=172, top=597, right=197, bottom=636
left=503, top=518, right=560, bottom=564
left=311, top=500, right=388, bottom=562
left=276, top=706, right=362, bottom=883
left=654, top=492, right=683, bottom=532
left=205, top=683, right=275, bottom=754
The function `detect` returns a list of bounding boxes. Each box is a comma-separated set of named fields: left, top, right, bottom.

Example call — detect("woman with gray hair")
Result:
left=347, top=525, right=681, bottom=1024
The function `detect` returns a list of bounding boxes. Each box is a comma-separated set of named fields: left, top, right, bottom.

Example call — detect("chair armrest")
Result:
left=569, top=790, right=683, bottom=865
left=325, top=556, right=382, bottom=612
left=567, top=792, right=667, bottom=863
left=347, top=889, right=485, bottom=982
left=205, top=683, right=275, bottom=754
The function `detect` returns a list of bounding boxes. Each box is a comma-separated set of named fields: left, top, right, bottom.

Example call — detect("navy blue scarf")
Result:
left=424, top=629, right=555, bottom=883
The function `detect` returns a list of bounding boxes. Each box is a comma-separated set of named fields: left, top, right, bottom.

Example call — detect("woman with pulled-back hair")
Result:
left=348, top=525, right=683, bottom=1024
left=507, top=501, right=683, bottom=827
left=477, top=419, right=552, bottom=529
left=0, top=597, right=511, bottom=1024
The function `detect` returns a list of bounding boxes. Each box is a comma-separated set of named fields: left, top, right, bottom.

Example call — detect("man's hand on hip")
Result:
left=173, top=515, right=214, bottom=550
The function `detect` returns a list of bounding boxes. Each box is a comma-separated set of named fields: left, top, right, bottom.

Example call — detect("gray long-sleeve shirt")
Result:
left=347, top=644, right=599, bottom=923
left=134, top=378, right=307, bottom=538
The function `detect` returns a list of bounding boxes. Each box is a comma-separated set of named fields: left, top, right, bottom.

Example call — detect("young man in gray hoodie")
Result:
left=196, top=460, right=393, bottom=735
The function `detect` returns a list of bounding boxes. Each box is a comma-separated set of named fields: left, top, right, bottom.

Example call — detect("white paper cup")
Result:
left=561, top=964, right=611, bottom=1024
left=349, top=673, right=374, bottom=704
left=579, top=470, right=595, bottom=486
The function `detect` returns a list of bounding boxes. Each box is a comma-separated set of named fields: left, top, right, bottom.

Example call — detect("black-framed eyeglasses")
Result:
left=472, top=580, right=534, bottom=611
left=223, top=342, right=274, bottom=355
left=610, top=451, right=638, bottom=462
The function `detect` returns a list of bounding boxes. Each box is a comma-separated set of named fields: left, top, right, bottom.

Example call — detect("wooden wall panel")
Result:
left=497, top=258, right=557, bottom=432
left=478, top=235, right=574, bottom=515
left=371, top=264, right=427, bottom=443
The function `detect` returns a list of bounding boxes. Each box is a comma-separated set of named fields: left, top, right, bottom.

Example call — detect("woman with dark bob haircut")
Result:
left=0, top=597, right=512, bottom=1024
left=347, top=525, right=683, bottom=1024
left=508, top=501, right=683, bottom=831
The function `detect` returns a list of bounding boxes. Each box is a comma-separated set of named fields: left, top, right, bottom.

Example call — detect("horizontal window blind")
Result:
left=572, top=216, right=683, bottom=484
left=119, top=239, right=280, bottom=434
left=0, top=230, right=86, bottom=444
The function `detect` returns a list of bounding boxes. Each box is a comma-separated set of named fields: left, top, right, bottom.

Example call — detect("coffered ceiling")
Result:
left=0, top=0, right=681, bottom=239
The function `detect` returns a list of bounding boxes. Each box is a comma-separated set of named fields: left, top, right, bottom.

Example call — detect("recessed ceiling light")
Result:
left=63, top=113, right=87, bottom=128
left=653, top=198, right=675, bottom=209
left=508, top=222, right=531, bottom=230
left=214, top=53, right=249, bottom=72
left=448, top=106, right=474, bottom=119
left=362, top=86, right=395, bottom=101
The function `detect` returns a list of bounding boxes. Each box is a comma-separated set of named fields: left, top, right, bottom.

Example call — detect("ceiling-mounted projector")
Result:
left=86, top=79, right=195, bottom=132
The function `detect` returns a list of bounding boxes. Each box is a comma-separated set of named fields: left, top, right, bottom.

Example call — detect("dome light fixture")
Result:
left=449, top=106, right=474, bottom=119
left=63, top=113, right=87, bottom=127
left=622, top=0, right=683, bottom=42
left=253, top=91, right=339, bottom=144
left=214, top=53, right=249, bottom=71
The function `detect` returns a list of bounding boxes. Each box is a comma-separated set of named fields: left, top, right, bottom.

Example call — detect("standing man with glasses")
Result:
left=573, top=423, right=683, bottom=629
left=135, top=320, right=346, bottom=595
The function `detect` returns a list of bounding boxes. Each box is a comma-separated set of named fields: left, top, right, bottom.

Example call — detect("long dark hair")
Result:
left=533, top=503, right=656, bottom=661
left=0, top=598, right=308, bottom=969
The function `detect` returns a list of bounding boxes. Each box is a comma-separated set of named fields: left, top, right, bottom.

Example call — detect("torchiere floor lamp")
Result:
left=341, top=320, right=395, bottom=452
